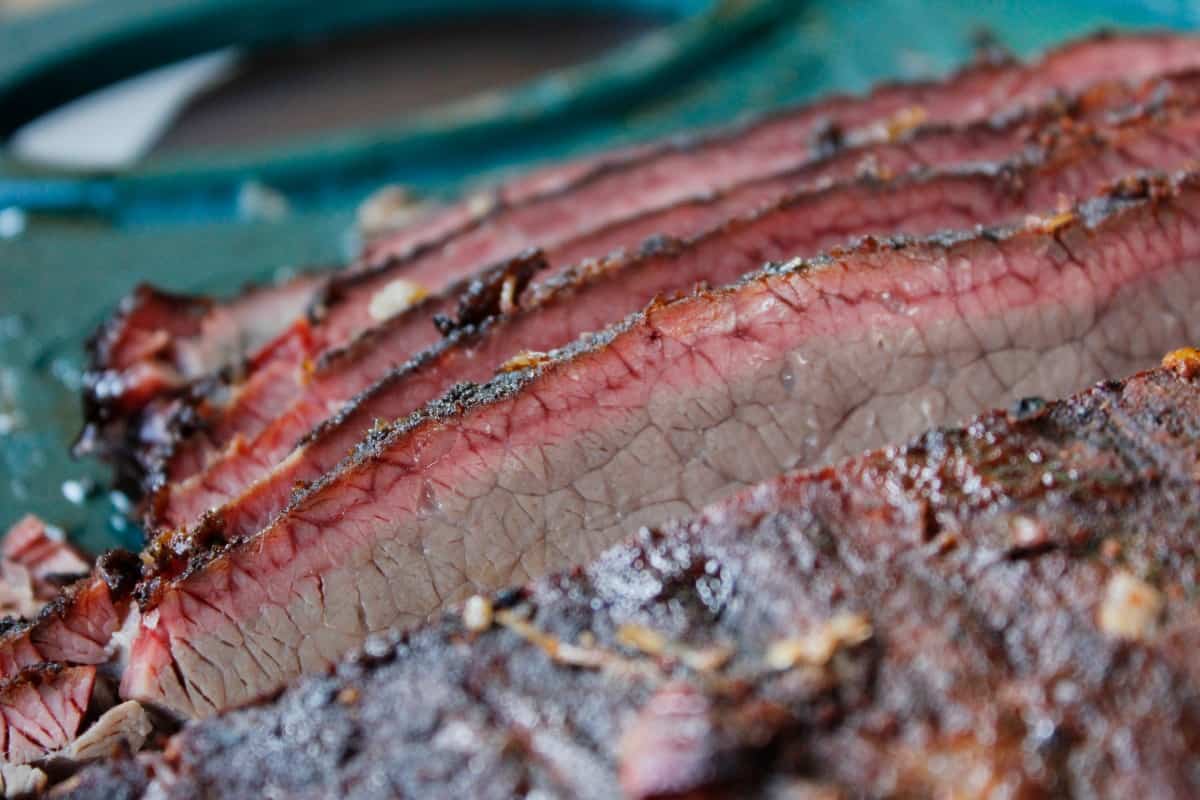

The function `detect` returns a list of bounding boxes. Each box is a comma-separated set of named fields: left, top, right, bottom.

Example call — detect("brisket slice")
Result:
left=74, top=359, right=1200, bottom=798
left=274, top=30, right=1200, bottom=361
left=145, top=103, right=1074, bottom=505
left=120, top=171, right=1200, bottom=718
left=144, top=99, right=1200, bottom=544
left=87, top=31, right=1200, bottom=494
left=0, top=516, right=90, bottom=621
left=0, top=548, right=137, bottom=683
left=138, top=77, right=1187, bottom=536
left=75, top=275, right=322, bottom=477
left=0, top=664, right=94, bottom=765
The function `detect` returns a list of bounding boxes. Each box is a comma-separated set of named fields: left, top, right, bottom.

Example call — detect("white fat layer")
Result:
left=106, top=606, right=144, bottom=673
left=0, top=763, right=46, bottom=798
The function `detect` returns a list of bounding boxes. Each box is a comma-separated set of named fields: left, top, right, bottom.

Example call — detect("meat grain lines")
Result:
left=145, top=92, right=1200, bottom=551
left=82, top=31, right=1200, bottom=497
left=0, top=168, right=1183, bottom=728
left=8, top=31, right=1200, bottom=794
left=65, top=354, right=1200, bottom=798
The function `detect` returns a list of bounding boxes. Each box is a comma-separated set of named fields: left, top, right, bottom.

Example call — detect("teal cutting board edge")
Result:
left=2, top=0, right=1197, bottom=552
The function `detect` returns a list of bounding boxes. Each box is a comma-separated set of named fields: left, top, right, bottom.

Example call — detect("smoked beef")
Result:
left=81, top=31, right=1200, bottom=495
left=66, top=356, right=1200, bottom=798
left=113, top=170, right=1200, bottom=717
left=144, top=97, right=1200, bottom=544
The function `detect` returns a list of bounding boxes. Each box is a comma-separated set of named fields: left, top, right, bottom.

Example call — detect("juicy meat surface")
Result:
left=146, top=91, right=1092, bottom=524
left=145, top=100, right=1200, bottom=545
left=92, top=31, right=1200, bottom=497
left=75, top=276, right=323, bottom=490
left=144, top=71, right=1200, bottom=537
left=119, top=171, right=1200, bottom=718
left=0, top=665, right=94, bottom=765
left=251, top=29, right=1200, bottom=351
left=70, top=359, right=1200, bottom=798
left=2, top=517, right=89, bottom=599
left=0, top=549, right=135, bottom=685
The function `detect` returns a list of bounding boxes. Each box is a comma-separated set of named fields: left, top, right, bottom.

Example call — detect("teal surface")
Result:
left=1, top=0, right=1198, bottom=552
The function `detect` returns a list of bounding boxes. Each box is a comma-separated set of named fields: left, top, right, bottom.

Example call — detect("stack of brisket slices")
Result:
left=5, top=30, right=1200, bottom=797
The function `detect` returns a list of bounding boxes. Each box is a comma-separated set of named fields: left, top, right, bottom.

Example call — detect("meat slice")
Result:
left=0, top=516, right=90, bottom=622
left=85, top=31, right=1200, bottom=495
left=73, top=358, right=1200, bottom=798
left=75, top=276, right=322, bottom=486
left=119, top=170, right=1200, bottom=718
left=0, top=669, right=153, bottom=768
left=0, top=665, right=94, bottom=765
left=0, top=551, right=134, bottom=682
left=2, top=517, right=89, bottom=607
left=0, top=763, right=47, bottom=797
left=54, top=700, right=152, bottom=763
left=144, top=99, right=1200, bottom=543
left=249, top=30, right=1200, bottom=347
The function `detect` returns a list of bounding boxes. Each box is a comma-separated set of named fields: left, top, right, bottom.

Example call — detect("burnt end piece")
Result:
left=92, top=363, right=1200, bottom=798
left=94, top=550, right=142, bottom=599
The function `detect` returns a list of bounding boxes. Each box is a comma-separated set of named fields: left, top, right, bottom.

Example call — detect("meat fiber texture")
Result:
left=80, top=31, right=1200, bottom=497
left=0, top=516, right=89, bottom=620
left=0, top=665, right=94, bottom=766
left=141, top=71, right=1200, bottom=540
left=143, top=94, right=1200, bottom=552
left=112, top=169, right=1200, bottom=718
left=65, top=356, right=1200, bottom=798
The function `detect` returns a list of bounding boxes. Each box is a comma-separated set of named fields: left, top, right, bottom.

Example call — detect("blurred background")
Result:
left=1, top=0, right=1197, bottom=550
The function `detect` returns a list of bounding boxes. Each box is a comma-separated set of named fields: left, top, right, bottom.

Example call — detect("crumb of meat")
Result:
left=1162, top=346, right=1200, bottom=379
left=367, top=279, right=429, bottom=322
left=1098, top=571, right=1162, bottom=640
left=617, top=624, right=733, bottom=672
left=1023, top=210, right=1075, bottom=234
left=499, top=350, right=551, bottom=373
left=462, top=595, right=494, bottom=633
left=766, top=613, right=873, bottom=670
left=498, top=275, right=519, bottom=315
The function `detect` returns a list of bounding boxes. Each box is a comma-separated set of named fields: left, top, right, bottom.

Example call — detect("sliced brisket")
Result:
left=71, top=358, right=1200, bottom=797
left=0, top=665, right=94, bottom=765
left=145, top=98, right=1200, bottom=544
left=0, top=516, right=89, bottom=621
left=83, top=31, right=1200, bottom=495
left=119, top=171, right=1200, bottom=717
left=266, top=30, right=1200, bottom=375
left=75, top=276, right=322, bottom=484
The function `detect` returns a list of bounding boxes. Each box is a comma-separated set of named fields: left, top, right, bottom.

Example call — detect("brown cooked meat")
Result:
left=144, top=94, right=1200, bottom=547
left=115, top=170, right=1200, bottom=718
left=9, top=32, right=1199, bottom=779
left=63, top=355, right=1200, bottom=798
left=80, top=30, right=1200, bottom=497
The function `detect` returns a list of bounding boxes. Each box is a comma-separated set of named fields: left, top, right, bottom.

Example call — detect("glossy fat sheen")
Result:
left=79, top=364, right=1200, bottom=798
left=121, top=174, right=1200, bottom=717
